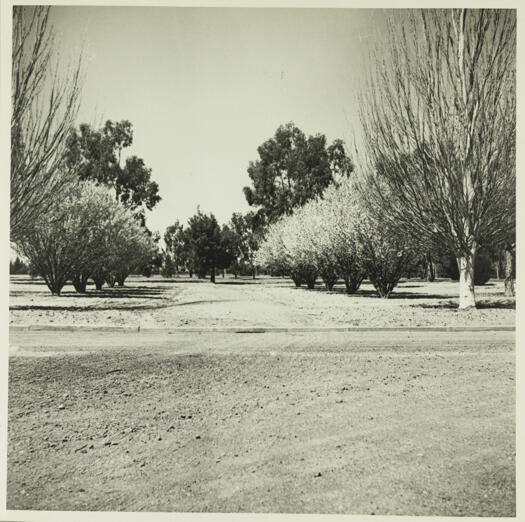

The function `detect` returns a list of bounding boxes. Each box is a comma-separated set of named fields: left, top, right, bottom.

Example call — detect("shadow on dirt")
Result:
left=300, top=286, right=452, bottom=300
left=173, top=299, right=235, bottom=307
left=135, top=278, right=207, bottom=284
left=11, top=286, right=167, bottom=300
left=382, top=292, right=452, bottom=300
left=477, top=299, right=515, bottom=309
left=10, top=302, right=173, bottom=312
left=153, top=277, right=281, bottom=286
left=415, top=299, right=515, bottom=310
left=60, top=287, right=166, bottom=299
left=11, top=279, right=47, bottom=285
left=215, top=280, right=257, bottom=285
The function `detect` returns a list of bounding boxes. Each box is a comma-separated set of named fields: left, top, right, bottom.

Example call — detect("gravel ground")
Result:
left=9, top=275, right=515, bottom=328
left=7, top=330, right=515, bottom=515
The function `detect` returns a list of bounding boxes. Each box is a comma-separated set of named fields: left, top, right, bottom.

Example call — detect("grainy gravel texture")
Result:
left=9, top=275, right=515, bottom=328
left=8, top=330, right=515, bottom=515
left=8, top=275, right=515, bottom=514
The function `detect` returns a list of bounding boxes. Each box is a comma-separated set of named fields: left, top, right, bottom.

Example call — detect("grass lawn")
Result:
left=7, top=331, right=515, bottom=515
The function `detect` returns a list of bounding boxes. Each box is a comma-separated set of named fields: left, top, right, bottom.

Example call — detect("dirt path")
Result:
left=9, top=275, right=516, bottom=329
left=159, top=280, right=305, bottom=327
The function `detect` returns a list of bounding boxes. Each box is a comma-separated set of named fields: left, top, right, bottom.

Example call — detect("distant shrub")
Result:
left=473, top=250, right=492, bottom=285
left=161, top=253, right=176, bottom=277
left=9, top=257, right=28, bottom=275
left=440, top=249, right=492, bottom=285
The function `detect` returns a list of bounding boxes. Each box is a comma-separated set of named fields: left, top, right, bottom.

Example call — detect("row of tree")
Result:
left=249, top=9, right=516, bottom=308
left=255, top=176, right=503, bottom=297
left=16, top=181, right=157, bottom=295
left=256, top=178, right=420, bottom=297
left=162, top=210, right=262, bottom=282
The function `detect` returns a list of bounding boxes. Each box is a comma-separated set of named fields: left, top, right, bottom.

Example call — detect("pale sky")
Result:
left=50, top=7, right=386, bottom=235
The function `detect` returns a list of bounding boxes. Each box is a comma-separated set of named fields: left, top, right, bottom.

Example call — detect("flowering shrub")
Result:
left=256, top=177, right=419, bottom=297
left=17, top=180, right=156, bottom=294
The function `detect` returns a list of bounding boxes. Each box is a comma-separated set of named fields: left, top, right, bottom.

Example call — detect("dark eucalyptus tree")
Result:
left=243, top=122, right=354, bottom=224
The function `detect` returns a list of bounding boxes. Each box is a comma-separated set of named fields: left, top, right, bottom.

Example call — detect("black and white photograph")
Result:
left=1, top=0, right=519, bottom=518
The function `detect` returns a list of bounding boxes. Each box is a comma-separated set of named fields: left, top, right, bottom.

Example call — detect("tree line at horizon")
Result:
left=11, top=7, right=516, bottom=309
left=160, top=122, right=354, bottom=283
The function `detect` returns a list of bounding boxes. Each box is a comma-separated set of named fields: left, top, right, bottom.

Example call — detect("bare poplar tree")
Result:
left=11, top=6, right=82, bottom=244
left=359, top=9, right=515, bottom=309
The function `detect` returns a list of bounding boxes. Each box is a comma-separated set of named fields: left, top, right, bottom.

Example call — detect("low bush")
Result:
left=441, top=249, right=492, bottom=285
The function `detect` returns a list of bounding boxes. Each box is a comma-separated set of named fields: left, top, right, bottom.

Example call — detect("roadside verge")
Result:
left=9, top=324, right=515, bottom=333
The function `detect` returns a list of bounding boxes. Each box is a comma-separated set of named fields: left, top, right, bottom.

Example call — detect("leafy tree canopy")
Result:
left=184, top=209, right=234, bottom=282
left=243, top=122, right=354, bottom=224
left=65, top=119, right=160, bottom=221
left=228, top=211, right=263, bottom=269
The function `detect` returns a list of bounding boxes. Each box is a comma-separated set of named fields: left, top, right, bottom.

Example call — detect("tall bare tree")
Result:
left=359, top=9, right=515, bottom=309
left=11, top=6, right=82, bottom=244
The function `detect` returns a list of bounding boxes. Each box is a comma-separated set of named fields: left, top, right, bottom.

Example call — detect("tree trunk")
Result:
left=344, top=274, right=364, bottom=294
left=324, top=280, right=335, bottom=291
left=252, top=267, right=256, bottom=280
left=72, top=274, right=88, bottom=293
left=291, top=273, right=302, bottom=287
left=425, top=253, right=435, bottom=282
left=210, top=267, right=216, bottom=283
left=457, top=250, right=477, bottom=309
left=372, top=278, right=396, bottom=298
left=304, top=273, right=317, bottom=289
left=106, top=274, right=116, bottom=288
left=47, top=278, right=65, bottom=296
left=321, top=269, right=337, bottom=291
left=504, top=249, right=515, bottom=297
left=92, top=274, right=105, bottom=290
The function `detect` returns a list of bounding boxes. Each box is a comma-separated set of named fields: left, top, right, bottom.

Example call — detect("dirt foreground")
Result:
left=7, top=329, right=515, bottom=515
